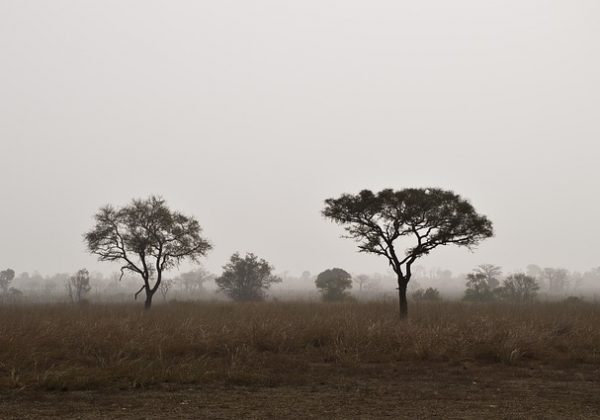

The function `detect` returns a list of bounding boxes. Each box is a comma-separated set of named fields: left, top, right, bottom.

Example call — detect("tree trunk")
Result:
left=144, top=291, right=153, bottom=310
left=398, top=277, right=408, bottom=319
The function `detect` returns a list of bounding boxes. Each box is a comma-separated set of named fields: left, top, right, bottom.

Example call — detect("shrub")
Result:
left=315, top=268, right=352, bottom=301
left=412, top=287, right=441, bottom=301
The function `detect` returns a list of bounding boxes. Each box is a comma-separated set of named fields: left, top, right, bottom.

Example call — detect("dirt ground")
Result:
left=1, top=363, right=599, bottom=419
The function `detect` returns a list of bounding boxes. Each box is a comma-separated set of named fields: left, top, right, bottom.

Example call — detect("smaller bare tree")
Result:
left=67, top=268, right=92, bottom=303
left=84, top=196, right=212, bottom=309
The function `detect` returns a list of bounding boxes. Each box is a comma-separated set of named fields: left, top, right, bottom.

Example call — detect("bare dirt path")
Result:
left=1, top=363, right=599, bottom=419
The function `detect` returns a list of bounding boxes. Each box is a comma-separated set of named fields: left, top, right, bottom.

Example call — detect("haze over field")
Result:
left=1, top=1, right=599, bottom=277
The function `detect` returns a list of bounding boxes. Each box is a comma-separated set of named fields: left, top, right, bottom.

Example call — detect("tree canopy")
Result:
left=315, top=268, right=352, bottom=301
left=84, top=196, right=212, bottom=309
left=323, top=188, right=493, bottom=317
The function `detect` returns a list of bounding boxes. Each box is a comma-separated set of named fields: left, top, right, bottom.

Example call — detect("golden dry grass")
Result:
left=1, top=300, right=599, bottom=391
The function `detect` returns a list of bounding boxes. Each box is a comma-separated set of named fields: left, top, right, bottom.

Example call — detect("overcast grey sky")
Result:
left=1, top=1, right=599, bottom=278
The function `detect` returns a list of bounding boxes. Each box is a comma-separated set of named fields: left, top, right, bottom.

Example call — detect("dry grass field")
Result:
left=1, top=300, right=600, bottom=418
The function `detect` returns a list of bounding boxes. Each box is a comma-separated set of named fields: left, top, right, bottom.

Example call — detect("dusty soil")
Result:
left=1, top=362, right=599, bottom=419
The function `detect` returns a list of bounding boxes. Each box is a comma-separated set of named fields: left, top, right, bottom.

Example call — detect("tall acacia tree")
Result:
left=85, top=196, right=212, bottom=309
left=323, top=188, right=493, bottom=318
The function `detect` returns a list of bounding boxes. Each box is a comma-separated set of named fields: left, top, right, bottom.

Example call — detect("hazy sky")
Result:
left=1, top=1, right=599, bottom=278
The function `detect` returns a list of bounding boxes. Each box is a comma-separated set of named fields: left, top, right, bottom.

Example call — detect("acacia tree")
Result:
left=84, top=196, right=212, bottom=309
left=215, top=252, right=281, bottom=301
left=323, top=188, right=493, bottom=318
left=315, top=268, right=352, bottom=301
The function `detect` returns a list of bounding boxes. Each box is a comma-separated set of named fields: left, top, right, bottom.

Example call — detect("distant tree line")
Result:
left=462, top=264, right=599, bottom=303
left=463, top=264, right=540, bottom=303
left=5, top=188, right=598, bottom=319
left=3, top=261, right=599, bottom=307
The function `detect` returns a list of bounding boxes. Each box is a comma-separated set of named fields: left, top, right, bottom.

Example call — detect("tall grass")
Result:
left=0, top=300, right=598, bottom=390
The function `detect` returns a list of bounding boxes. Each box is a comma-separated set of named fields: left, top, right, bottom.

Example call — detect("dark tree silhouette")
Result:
left=323, top=188, right=493, bottom=318
left=315, top=268, right=352, bottom=301
left=215, top=252, right=281, bottom=301
left=85, top=196, right=212, bottom=309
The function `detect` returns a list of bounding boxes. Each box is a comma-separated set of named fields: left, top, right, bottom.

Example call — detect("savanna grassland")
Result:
left=1, top=301, right=600, bottom=419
